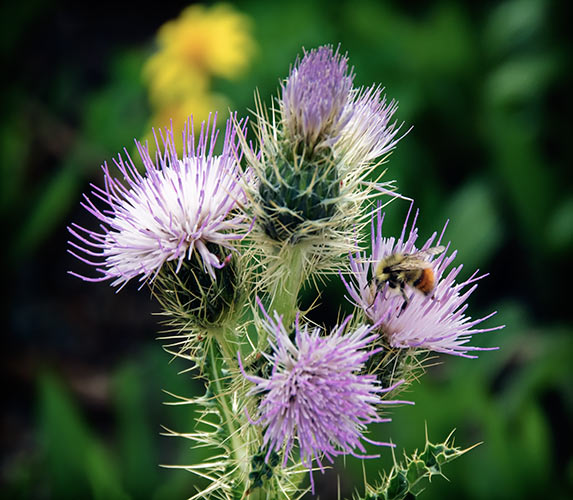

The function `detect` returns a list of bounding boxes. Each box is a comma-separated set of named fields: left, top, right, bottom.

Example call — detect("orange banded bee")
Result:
left=375, top=246, right=445, bottom=309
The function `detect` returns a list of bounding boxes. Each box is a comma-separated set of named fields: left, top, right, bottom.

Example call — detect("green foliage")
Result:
left=6, top=349, right=202, bottom=500
left=439, top=178, right=503, bottom=275
left=83, top=50, right=149, bottom=155
left=38, top=374, right=129, bottom=500
left=113, top=363, right=158, bottom=497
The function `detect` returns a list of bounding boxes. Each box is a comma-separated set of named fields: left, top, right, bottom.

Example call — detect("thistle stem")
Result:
left=211, top=325, right=239, bottom=370
left=266, top=244, right=306, bottom=337
left=207, top=340, right=250, bottom=495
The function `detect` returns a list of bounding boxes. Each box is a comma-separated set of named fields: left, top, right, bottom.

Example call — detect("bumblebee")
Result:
left=375, top=246, right=445, bottom=308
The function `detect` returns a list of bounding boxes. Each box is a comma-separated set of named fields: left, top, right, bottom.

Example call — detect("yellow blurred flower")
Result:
left=145, top=3, right=255, bottom=82
left=142, top=93, right=229, bottom=150
left=141, top=3, right=255, bottom=145
left=151, top=94, right=228, bottom=130
left=144, top=54, right=209, bottom=108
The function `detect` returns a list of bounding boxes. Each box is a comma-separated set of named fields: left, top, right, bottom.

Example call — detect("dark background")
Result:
left=2, top=0, right=572, bottom=498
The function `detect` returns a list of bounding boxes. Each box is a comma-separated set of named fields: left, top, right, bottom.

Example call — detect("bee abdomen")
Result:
left=414, top=268, right=435, bottom=294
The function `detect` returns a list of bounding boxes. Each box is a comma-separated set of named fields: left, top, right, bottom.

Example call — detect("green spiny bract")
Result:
left=248, top=448, right=280, bottom=492
left=357, top=431, right=477, bottom=500
left=374, top=348, right=430, bottom=398
left=153, top=243, right=244, bottom=330
left=258, top=142, right=340, bottom=243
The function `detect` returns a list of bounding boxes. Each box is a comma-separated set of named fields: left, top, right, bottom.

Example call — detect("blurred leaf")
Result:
left=0, top=109, right=28, bottom=215
left=515, top=402, right=552, bottom=484
left=135, top=346, right=209, bottom=498
left=85, top=442, right=130, bottom=500
left=484, top=0, right=546, bottom=57
left=84, top=49, right=149, bottom=156
left=485, top=54, right=558, bottom=106
left=484, top=110, right=557, bottom=244
left=440, top=178, right=503, bottom=273
left=113, top=362, right=158, bottom=497
left=547, top=196, right=573, bottom=253
left=12, top=162, right=80, bottom=261
left=345, top=1, right=475, bottom=78
left=38, top=372, right=89, bottom=496
left=38, top=373, right=128, bottom=499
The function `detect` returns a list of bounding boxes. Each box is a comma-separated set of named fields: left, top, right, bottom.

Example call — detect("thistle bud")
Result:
left=258, top=148, right=341, bottom=242
left=153, top=243, right=243, bottom=329
left=243, top=45, right=407, bottom=275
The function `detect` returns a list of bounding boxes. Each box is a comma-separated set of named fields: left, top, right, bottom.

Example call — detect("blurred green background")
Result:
left=2, top=0, right=572, bottom=499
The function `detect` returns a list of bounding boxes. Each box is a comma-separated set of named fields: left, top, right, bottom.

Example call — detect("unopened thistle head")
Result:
left=240, top=301, right=411, bottom=490
left=342, top=207, right=503, bottom=358
left=68, top=115, right=250, bottom=290
left=244, top=45, right=407, bottom=277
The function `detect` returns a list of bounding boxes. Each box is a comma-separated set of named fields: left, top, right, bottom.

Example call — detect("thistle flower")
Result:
left=239, top=301, right=411, bottom=491
left=279, top=46, right=406, bottom=160
left=342, top=206, right=503, bottom=357
left=247, top=44, right=406, bottom=261
left=68, top=115, right=250, bottom=289
left=280, top=45, right=353, bottom=150
left=337, top=85, right=407, bottom=172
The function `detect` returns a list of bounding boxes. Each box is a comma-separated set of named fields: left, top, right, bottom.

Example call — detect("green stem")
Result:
left=207, top=340, right=250, bottom=496
left=211, top=325, right=239, bottom=370
left=263, top=244, right=306, bottom=348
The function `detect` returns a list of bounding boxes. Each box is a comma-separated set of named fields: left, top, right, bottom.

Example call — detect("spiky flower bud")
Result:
left=245, top=45, right=406, bottom=259
left=153, top=243, right=243, bottom=330
left=248, top=448, right=280, bottom=492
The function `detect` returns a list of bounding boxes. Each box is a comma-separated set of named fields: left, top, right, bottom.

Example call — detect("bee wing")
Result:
left=426, top=245, right=446, bottom=255
left=410, top=245, right=445, bottom=260
left=386, top=246, right=445, bottom=271
left=385, top=256, right=432, bottom=272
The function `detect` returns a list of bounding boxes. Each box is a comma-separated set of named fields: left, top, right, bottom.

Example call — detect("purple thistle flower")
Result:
left=280, top=45, right=353, bottom=148
left=342, top=206, right=503, bottom=358
left=279, top=45, right=408, bottom=163
left=337, top=85, right=410, bottom=169
left=239, top=300, right=411, bottom=491
left=68, top=115, right=250, bottom=289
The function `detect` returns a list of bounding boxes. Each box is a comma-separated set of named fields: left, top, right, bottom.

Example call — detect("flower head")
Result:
left=246, top=45, right=407, bottom=258
left=240, top=301, right=410, bottom=490
left=142, top=4, right=255, bottom=132
left=280, top=45, right=353, bottom=148
left=337, top=85, right=408, bottom=171
left=68, top=115, right=250, bottom=289
left=342, top=206, right=503, bottom=357
left=146, top=3, right=255, bottom=82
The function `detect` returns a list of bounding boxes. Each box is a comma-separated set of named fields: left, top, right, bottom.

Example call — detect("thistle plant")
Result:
left=68, top=45, right=502, bottom=499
